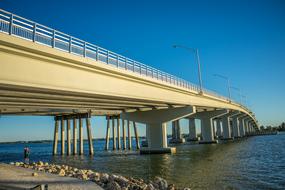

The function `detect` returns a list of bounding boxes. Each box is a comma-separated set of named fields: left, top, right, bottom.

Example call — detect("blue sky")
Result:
left=0, top=0, right=284, bottom=142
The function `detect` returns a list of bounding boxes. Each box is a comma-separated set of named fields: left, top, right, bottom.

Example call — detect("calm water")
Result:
left=0, top=133, right=284, bottom=190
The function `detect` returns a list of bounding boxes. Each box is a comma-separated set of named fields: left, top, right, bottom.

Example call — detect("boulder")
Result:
left=100, top=173, right=110, bottom=183
left=58, top=169, right=65, bottom=176
left=153, top=177, right=168, bottom=190
left=106, top=180, right=121, bottom=190
left=32, top=172, right=38, bottom=177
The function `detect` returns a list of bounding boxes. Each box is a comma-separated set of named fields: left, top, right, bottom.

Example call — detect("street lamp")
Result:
left=213, top=74, right=231, bottom=101
left=230, top=86, right=242, bottom=104
left=173, top=45, right=203, bottom=94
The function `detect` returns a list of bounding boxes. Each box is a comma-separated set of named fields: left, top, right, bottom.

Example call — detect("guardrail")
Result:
left=0, top=9, right=252, bottom=115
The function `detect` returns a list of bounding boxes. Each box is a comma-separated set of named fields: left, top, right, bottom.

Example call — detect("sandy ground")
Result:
left=0, top=163, right=103, bottom=190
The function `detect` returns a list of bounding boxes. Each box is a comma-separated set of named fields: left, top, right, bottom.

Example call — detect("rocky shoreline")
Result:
left=10, top=161, right=190, bottom=190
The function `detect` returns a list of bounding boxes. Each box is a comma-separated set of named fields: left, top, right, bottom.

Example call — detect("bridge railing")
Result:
left=0, top=9, right=250, bottom=112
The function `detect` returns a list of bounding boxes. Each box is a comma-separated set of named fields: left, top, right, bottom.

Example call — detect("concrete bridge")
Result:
left=0, top=9, right=259, bottom=154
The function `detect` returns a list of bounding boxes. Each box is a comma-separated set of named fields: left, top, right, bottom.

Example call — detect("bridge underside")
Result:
left=0, top=83, right=219, bottom=116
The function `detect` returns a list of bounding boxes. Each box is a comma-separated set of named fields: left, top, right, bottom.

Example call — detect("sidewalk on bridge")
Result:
left=0, top=163, right=103, bottom=190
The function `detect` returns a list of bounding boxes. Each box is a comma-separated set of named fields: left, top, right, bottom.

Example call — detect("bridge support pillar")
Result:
left=122, top=119, right=126, bottom=150
left=187, top=118, right=198, bottom=141
left=239, top=118, right=245, bottom=137
left=86, top=117, right=94, bottom=155
left=79, top=118, right=83, bottom=155
left=105, top=116, right=110, bottom=150
left=61, top=118, right=65, bottom=155
left=73, top=118, right=77, bottom=155
left=221, top=117, right=232, bottom=140
left=170, top=120, right=185, bottom=143
left=117, top=117, right=121, bottom=150
left=133, top=122, right=140, bottom=149
left=67, top=119, right=71, bottom=155
left=232, top=116, right=240, bottom=138
left=112, top=117, right=116, bottom=150
left=216, top=119, right=222, bottom=138
left=122, top=106, right=195, bottom=154
left=141, top=122, right=175, bottom=154
left=52, top=120, right=59, bottom=155
left=127, top=120, right=132, bottom=150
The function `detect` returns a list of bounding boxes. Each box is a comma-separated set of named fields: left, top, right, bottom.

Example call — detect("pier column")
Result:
left=67, top=119, right=71, bottom=155
left=86, top=117, right=94, bottom=155
left=216, top=119, right=222, bottom=138
left=112, top=117, right=116, bottom=150
left=117, top=117, right=121, bottom=150
left=232, top=116, right=240, bottom=138
left=79, top=118, right=83, bottom=155
left=239, top=118, right=245, bottom=137
left=73, top=118, right=77, bottom=155
left=61, top=118, right=65, bottom=155
left=133, top=122, right=140, bottom=149
left=52, top=120, right=59, bottom=155
left=127, top=120, right=132, bottom=150
left=170, top=120, right=185, bottom=143
left=122, top=119, right=126, bottom=150
left=141, top=123, right=175, bottom=154
left=221, top=116, right=232, bottom=140
left=105, top=116, right=110, bottom=150
left=187, top=118, right=198, bottom=141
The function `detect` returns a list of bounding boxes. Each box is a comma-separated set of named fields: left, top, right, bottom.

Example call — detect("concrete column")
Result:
left=188, top=118, right=198, bottom=141
left=79, top=118, right=83, bottom=155
left=117, top=117, right=121, bottom=150
left=52, top=120, right=59, bottom=155
left=86, top=117, right=94, bottom=155
left=244, top=119, right=249, bottom=136
left=61, top=118, right=65, bottom=155
left=73, top=118, right=77, bottom=155
left=133, top=122, right=140, bottom=149
left=140, top=123, right=176, bottom=154
left=232, top=116, right=240, bottom=138
left=200, top=117, right=216, bottom=144
left=67, top=119, right=71, bottom=156
left=105, top=116, right=110, bottom=150
left=221, top=116, right=232, bottom=140
left=122, top=119, right=126, bottom=150
left=170, top=120, right=185, bottom=143
left=127, top=120, right=132, bottom=150
left=171, top=121, right=176, bottom=139
left=216, top=119, right=222, bottom=137
left=112, top=117, right=116, bottom=150
left=239, top=118, right=245, bottom=137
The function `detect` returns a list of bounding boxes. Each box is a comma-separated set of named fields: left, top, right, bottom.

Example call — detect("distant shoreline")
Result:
left=0, top=136, right=147, bottom=144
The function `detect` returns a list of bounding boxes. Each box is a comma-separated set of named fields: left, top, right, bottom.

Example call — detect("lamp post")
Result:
left=230, top=86, right=242, bottom=104
left=173, top=45, right=203, bottom=94
left=213, top=74, right=231, bottom=101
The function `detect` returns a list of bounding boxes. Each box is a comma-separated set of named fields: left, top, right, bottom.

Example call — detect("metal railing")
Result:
left=0, top=9, right=252, bottom=114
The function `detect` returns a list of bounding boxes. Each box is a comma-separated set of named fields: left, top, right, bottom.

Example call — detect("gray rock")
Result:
left=100, top=173, right=109, bottom=183
left=153, top=177, right=168, bottom=190
left=106, top=180, right=121, bottom=190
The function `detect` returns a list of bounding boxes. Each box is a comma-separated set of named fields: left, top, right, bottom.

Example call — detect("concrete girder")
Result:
left=121, top=106, right=196, bottom=124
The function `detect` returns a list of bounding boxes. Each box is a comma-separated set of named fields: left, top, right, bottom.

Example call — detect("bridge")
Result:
left=0, top=9, right=259, bottom=154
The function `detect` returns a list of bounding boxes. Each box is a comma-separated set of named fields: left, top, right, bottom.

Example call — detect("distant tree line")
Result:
left=260, top=122, right=285, bottom=132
